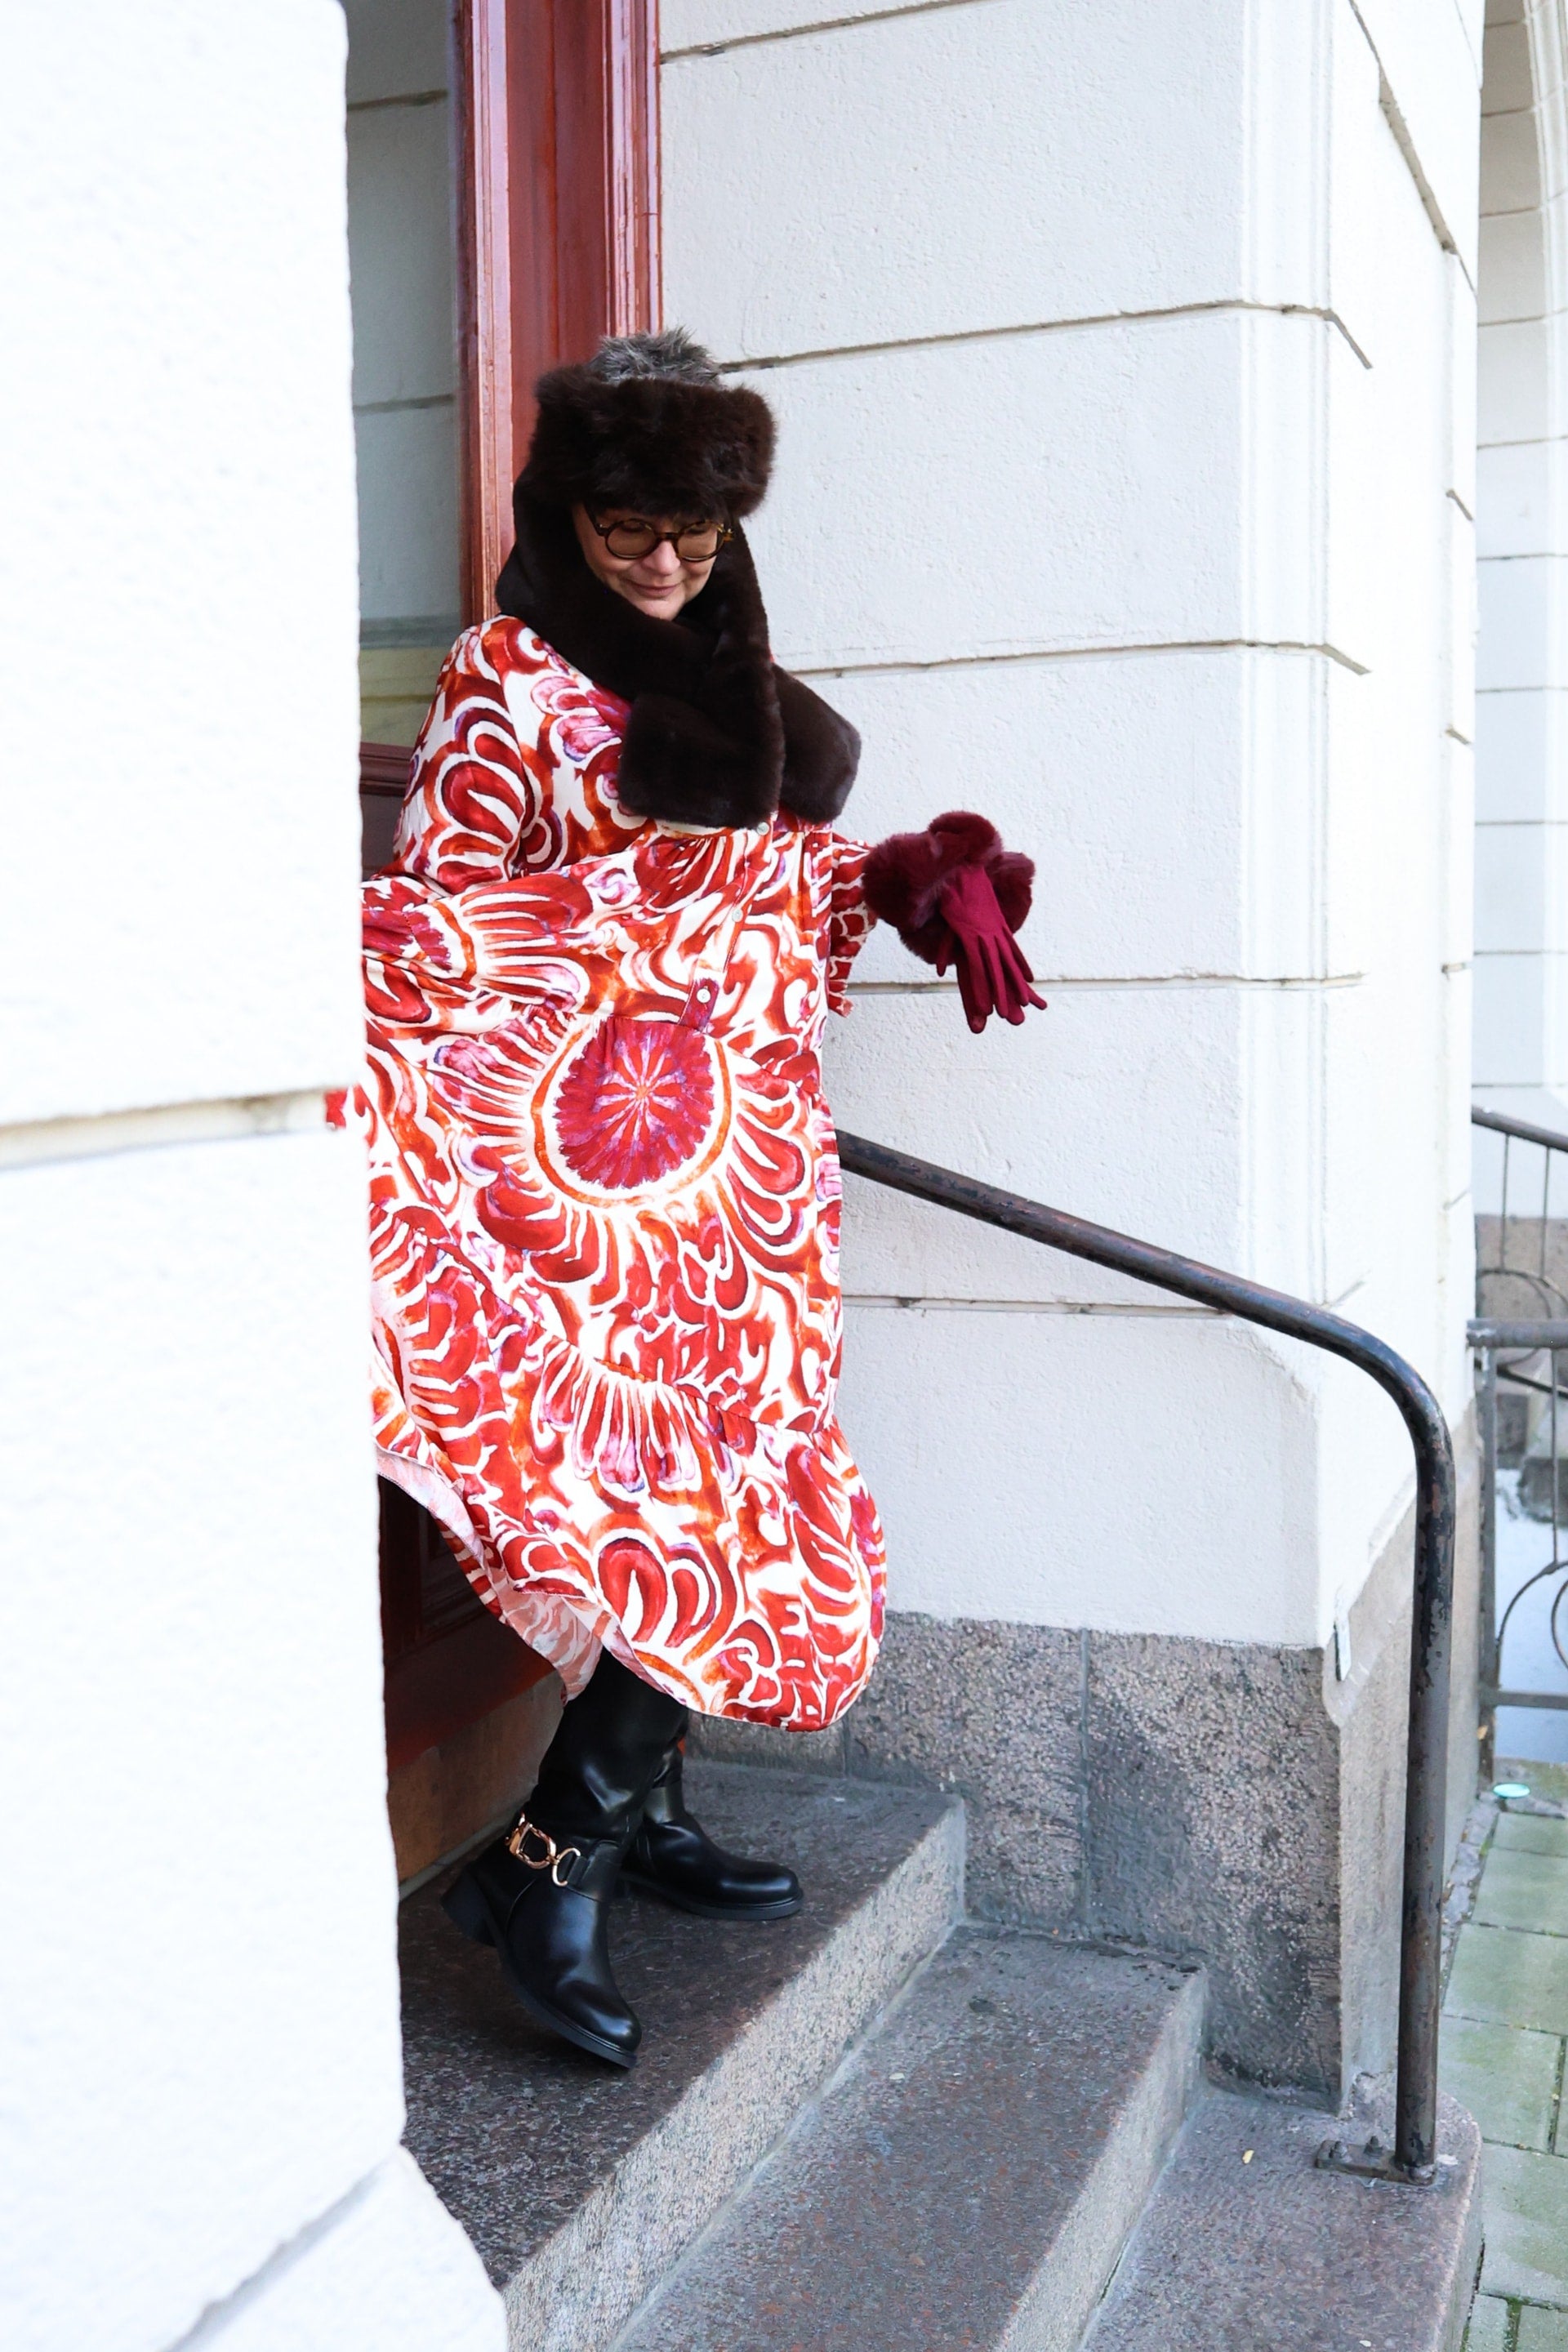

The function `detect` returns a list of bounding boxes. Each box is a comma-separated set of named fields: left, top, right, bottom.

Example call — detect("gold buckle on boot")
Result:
left=506, top=1814, right=582, bottom=1888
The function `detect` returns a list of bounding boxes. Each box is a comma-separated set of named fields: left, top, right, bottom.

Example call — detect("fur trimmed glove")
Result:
left=862, top=811, right=1045, bottom=1034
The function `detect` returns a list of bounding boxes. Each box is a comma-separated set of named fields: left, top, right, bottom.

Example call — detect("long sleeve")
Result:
left=820, top=831, right=878, bottom=1015
left=385, top=619, right=643, bottom=892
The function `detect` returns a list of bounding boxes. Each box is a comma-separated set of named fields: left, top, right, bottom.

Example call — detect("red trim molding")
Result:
left=457, top=0, right=662, bottom=625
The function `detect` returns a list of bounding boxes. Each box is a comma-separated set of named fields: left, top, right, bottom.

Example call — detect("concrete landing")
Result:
left=611, top=1928, right=1205, bottom=2352
left=399, top=1762, right=962, bottom=2352
left=1080, top=2087, right=1483, bottom=2352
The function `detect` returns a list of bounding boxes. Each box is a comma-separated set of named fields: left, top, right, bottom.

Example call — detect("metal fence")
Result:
left=1472, top=1106, right=1568, bottom=1775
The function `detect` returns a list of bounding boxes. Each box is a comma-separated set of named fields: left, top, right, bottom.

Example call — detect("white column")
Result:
left=1474, top=0, right=1568, bottom=1141
left=664, top=0, right=1479, bottom=1648
left=0, top=6, right=501, bottom=2346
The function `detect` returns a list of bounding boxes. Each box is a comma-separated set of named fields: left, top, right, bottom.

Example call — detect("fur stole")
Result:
left=494, top=493, right=858, bottom=829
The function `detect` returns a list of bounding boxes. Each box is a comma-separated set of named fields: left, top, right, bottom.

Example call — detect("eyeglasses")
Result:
left=586, top=513, right=733, bottom=563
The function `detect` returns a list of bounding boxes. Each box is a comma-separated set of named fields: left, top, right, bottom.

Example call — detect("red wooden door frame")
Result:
left=375, top=0, right=661, bottom=1773
left=457, top=0, right=661, bottom=625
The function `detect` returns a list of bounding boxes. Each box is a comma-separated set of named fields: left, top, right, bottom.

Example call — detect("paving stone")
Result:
left=1463, top=2300, right=1511, bottom=2352
left=1498, top=1762, right=1568, bottom=1806
left=615, top=1930, right=1204, bottom=2352
left=1081, top=2090, right=1482, bottom=2350
left=1441, top=2016, right=1562, bottom=2150
left=1497, top=1814, right=1568, bottom=1862
left=1481, top=2146, right=1568, bottom=2306
left=1447, top=1922, right=1568, bottom=2034
left=399, top=1764, right=961, bottom=2352
left=1476, top=1849, right=1568, bottom=1936
left=1521, top=2306, right=1568, bottom=2350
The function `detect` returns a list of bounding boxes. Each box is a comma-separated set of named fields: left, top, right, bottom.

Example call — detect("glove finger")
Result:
left=978, top=931, right=1018, bottom=1024
left=998, top=935, right=1047, bottom=1018
left=956, top=946, right=989, bottom=1033
left=971, top=935, right=1004, bottom=1025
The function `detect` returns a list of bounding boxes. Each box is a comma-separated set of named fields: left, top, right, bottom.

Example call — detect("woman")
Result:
left=351, top=330, right=1041, bottom=2068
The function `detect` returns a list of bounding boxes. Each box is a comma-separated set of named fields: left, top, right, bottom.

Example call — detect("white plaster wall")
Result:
left=177, top=2154, right=499, bottom=2352
left=1473, top=0, right=1568, bottom=1137
left=663, top=0, right=1479, bottom=1646
left=0, top=6, right=501, bottom=2348
left=0, top=2, right=364, bottom=1129
left=843, top=1304, right=1321, bottom=1645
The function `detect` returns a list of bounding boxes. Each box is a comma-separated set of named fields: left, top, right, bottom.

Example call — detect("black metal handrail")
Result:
left=836, top=1129, right=1456, bottom=2185
left=1472, top=1319, right=1568, bottom=1348
left=1473, top=1102, right=1568, bottom=1155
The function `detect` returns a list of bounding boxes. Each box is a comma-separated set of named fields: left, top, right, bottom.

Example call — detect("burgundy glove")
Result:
left=862, top=810, right=1046, bottom=1035
left=932, top=858, right=1045, bottom=1033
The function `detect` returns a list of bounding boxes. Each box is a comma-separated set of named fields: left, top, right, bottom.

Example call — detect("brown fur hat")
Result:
left=519, top=328, right=775, bottom=521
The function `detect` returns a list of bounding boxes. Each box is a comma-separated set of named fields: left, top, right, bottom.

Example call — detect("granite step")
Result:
left=399, top=1761, right=964, bottom=2352
left=609, top=1928, right=1206, bottom=2352
left=1078, top=2086, right=1484, bottom=2351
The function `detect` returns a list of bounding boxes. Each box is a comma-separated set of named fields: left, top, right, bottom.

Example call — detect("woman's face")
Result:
left=572, top=504, right=721, bottom=619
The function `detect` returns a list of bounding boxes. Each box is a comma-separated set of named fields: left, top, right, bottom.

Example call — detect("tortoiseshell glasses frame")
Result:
left=586, top=514, right=733, bottom=563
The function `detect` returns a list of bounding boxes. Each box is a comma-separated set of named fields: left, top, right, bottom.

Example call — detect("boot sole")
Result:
left=441, top=1869, right=638, bottom=2070
left=618, top=1868, right=804, bottom=1922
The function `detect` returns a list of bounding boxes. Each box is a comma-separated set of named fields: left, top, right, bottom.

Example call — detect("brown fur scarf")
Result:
left=494, top=493, right=859, bottom=830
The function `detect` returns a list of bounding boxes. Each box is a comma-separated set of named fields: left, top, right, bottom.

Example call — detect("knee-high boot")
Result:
left=441, top=1650, right=685, bottom=2068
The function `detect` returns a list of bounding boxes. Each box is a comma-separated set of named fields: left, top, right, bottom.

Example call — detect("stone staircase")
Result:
left=399, top=1759, right=1483, bottom=2350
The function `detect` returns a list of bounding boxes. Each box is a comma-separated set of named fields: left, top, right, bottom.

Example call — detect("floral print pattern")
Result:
left=550, top=1018, right=719, bottom=1192
left=346, top=619, right=884, bottom=1729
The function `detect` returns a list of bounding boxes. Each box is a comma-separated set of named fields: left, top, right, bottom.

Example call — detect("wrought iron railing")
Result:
left=835, top=1129, right=1455, bottom=2187
left=1470, top=1105, right=1568, bottom=1774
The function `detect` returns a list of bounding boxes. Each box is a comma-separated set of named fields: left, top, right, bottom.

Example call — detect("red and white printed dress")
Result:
left=347, top=617, right=885, bottom=1731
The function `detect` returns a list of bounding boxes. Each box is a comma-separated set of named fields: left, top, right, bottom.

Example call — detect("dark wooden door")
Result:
left=361, top=0, right=661, bottom=1775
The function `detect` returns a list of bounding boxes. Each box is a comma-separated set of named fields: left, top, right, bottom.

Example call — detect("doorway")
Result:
left=343, top=0, right=661, bottom=1874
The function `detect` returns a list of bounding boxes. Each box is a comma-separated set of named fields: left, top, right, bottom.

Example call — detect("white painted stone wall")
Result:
left=0, top=6, right=501, bottom=2348
left=663, top=0, right=1481, bottom=1648
left=1475, top=0, right=1568, bottom=1135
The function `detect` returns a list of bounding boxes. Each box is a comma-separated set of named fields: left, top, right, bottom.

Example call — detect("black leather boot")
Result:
left=622, top=1740, right=804, bottom=1921
left=441, top=1650, right=685, bottom=2067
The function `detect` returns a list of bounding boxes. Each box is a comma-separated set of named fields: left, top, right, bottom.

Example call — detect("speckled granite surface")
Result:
left=613, top=1929, right=1205, bottom=2352
left=400, top=1762, right=962, bottom=2351
left=1083, top=2089, right=1482, bottom=2352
